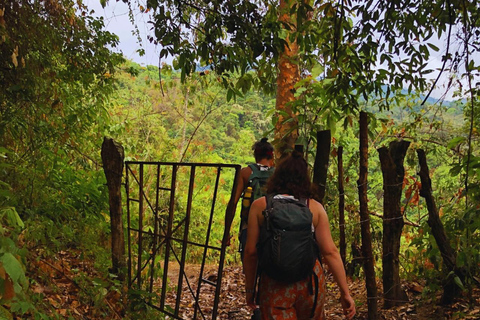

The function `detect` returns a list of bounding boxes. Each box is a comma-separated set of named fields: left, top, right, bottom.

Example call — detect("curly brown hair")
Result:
left=265, top=150, right=313, bottom=199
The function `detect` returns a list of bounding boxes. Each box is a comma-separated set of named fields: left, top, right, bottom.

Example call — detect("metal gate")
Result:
left=125, top=161, right=241, bottom=319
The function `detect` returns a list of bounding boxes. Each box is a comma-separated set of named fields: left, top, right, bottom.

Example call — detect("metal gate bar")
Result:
left=175, top=166, right=195, bottom=316
left=137, top=163, right=144, bottom=289
left=161, top=163, right=177, bottom=311
left=149, top=163, right=161, bottom=294
left=194, top=166, right=221, bottom=319
left=125, top=161, right=241, bottom=319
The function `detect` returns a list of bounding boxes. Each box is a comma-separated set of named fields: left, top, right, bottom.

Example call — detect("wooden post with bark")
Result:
left=101, top=137, right=126, bottom=279
left=378, top=140, right=410, bottom=308
left=417, top=149, right=462, bottom=304
left=338, top=146, right=346, bottom=266
left=313, top=130, right=331, bottom=204
left=358, top=112, right=378, bottom=319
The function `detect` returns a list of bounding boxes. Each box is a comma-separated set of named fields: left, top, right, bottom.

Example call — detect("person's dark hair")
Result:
left=252, top=138, right=274, bottom=161
left=266, top=150, right=313, bottom=199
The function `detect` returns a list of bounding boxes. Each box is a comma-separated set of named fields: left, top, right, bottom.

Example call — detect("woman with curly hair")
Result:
left=243, top=151, right=355, bottom=319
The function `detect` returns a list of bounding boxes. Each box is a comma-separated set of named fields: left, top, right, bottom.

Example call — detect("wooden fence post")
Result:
left=378, top=140, right=410, bottom=308
left=358, top=112, right=378, bottom=319
left=101, top=137, right=126, bottom=279
left=338, top=146, right=346, bottom=267
left=417, top=149, right=463, bottom=304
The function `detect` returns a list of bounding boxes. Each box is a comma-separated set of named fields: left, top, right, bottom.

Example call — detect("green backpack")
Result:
left=241, top=164, right=274, bottom=214
left=239, top=164, right=274, bottom=254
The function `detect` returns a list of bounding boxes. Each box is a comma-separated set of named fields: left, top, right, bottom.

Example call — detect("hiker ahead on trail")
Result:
left=243, top=151, right=356, bottom=320
left=234, top=138, right=275, bottom=261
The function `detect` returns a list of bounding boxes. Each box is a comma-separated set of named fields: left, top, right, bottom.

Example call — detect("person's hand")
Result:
left=340, top=293, right=356, bottom=319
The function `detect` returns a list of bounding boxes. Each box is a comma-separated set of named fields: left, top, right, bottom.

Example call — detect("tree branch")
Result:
left=421, top=0, right=453, bottom=106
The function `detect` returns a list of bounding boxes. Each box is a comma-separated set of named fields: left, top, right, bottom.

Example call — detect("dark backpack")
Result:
left=257, top=194, right=319, bottom=283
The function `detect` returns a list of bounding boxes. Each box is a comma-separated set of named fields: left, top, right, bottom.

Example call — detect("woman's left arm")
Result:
left=243, top=197, right=265, bottom=309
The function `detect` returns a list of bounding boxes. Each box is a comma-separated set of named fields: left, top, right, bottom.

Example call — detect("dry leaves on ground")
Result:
left=25, top=250, right=480, bottom=320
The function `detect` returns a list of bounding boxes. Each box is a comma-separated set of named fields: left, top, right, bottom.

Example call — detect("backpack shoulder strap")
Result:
left=263, top=194, right=275, bottom=230
left=265, top=194, right=275, bottom=211
left=247, top=163, right=260, bottom=174
left=299, top=197, right=308, bottom=206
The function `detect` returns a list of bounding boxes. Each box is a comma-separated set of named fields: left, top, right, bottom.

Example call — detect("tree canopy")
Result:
left=113, top=0, right=479, bottom=161
left=116, top=0, right=478, bottom=103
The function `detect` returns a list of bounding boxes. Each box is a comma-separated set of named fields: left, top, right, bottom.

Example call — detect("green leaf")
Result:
left=468, top=59, right=475, bottom=71
left=295, top=87, right=307, bottom=95
left=0, top=207, right=24, bottom=229
left=277, top=110, right=290, bottom=117
left=0, top=147, right=11, bottom=158
left=453, top=275, right=465, bottom=291
left=0, top=253, right=26, bottom=286
left=226, top=88, right=233, bottom=102
left=311, top=63, right=324, bottom=78
left=447, top=136, right=466, bottom=149
left=456, top=251, right=466, bottom=267
left=322, top=77, right=335, bottom=85
left=0, top=305, right=13, bottom=320
left=11, top=299, right=35, bottom=315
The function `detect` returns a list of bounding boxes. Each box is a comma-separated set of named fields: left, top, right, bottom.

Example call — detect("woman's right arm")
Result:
left=234, top=166, right=252, bottom=205
left=311, top=200, right=356, bottom=319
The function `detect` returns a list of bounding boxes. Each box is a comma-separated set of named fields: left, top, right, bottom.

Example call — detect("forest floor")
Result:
left=26, top=249, right=480, bottom=319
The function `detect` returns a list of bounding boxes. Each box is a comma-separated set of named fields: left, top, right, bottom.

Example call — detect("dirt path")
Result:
left=163, top=264, right=479, bottom=319
left=28, top=252, right=480, bottom=319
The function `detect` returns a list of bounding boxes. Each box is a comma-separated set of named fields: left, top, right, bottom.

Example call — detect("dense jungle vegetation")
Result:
left=1, top=0, right=479, bottom=319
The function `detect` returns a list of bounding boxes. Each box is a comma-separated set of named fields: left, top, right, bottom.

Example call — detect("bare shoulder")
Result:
left=240, top=166, right=252, bottom=182
left=251, top=196, right=266, bottom=210
left=250, top=197, right=266, bottom=224
left=308, top=198, right=327, bottom=226
left=308, top=198, right=326, bottom=214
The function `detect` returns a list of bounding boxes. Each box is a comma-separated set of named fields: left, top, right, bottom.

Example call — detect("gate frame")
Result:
left=124, top=161, right=241, bottom=319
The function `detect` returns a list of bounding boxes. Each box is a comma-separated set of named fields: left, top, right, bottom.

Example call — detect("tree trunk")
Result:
left=417, top=149, right=462, bottom=304
left=274, top=0, right=300, bottom=158
left=378, top=140, right=410, bottom=308
left=338, top=146, right=346, bottom=267
left=346, top=242, right=362, bottom=277
left=101, top=137, right=126, bottom=279
left=358, top=112, right=378, bottom=319
left=313, top=130, right=331, bottom=204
